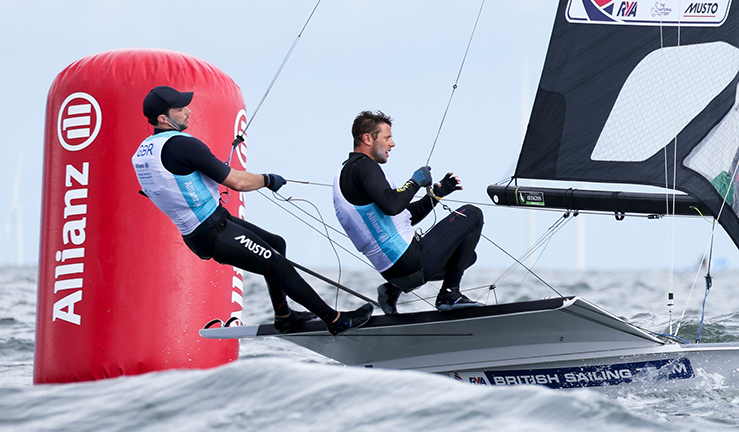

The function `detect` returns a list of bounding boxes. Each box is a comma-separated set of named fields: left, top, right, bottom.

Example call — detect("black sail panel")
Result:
left=516, top=0, right=739, bottom=247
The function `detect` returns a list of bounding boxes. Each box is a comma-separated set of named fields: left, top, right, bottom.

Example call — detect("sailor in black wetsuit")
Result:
left=333, top=110, right=484, bottom=314
left=131, top=86, right=372, bottom=335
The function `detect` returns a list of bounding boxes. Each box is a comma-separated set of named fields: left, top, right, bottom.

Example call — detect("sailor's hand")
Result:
left=264, top=173, right=286, bottom=192
left=410, top=166, right=432, bottom=188
left=432, top=172, right=462, bottom=198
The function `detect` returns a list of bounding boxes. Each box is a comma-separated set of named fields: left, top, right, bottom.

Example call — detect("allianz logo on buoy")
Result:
left=50, top=91, right=100, bottom=326
left=57, top=92, right=102, bottom=152
left=52, top=162, right=89, bottom=325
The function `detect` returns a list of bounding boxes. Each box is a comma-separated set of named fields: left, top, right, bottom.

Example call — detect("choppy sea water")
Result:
left=3, top=265, right=739, bottom=431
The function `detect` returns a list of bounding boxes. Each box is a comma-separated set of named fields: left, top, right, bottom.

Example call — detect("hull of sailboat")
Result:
left=448, top=343, right=739, bottom=389
left=200, top=296, right=739, bottom=388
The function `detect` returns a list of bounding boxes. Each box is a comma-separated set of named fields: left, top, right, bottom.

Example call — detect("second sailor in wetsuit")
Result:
left=333, top=110, right=484, bottom=314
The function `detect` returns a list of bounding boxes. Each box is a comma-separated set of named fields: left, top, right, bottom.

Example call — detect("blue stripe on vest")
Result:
left=357, top=203, right=408, bottom=263
left=175, top=172, right=218, bottom=222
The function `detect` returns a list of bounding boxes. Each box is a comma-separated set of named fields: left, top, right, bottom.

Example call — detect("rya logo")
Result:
left=617, top=1, right=638, bottom=17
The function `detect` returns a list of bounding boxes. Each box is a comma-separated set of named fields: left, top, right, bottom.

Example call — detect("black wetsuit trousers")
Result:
left=183, top=206, right=336, bottom=322
left=381, top=204, right=483, bottom=291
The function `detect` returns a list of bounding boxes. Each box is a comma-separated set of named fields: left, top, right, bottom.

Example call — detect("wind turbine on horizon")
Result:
left=4, top=151, right=24, bottom=266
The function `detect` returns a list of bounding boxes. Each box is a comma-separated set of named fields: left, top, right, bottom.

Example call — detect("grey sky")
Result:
left=1, top=1, right=736, bottom=272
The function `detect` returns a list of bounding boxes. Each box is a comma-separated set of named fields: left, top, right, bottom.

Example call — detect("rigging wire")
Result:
left=241, top=2, right=490, bottom=305
left=284, top=178, right=332, bottom=187
left=676, top=115, right=739, bottom=341
left=226, top=0, right=321, bottom=162
left=386, top=202, right=569, bottom=309
left=257, top=188, right=437, bottom=308
left=668, top=8, right=739, bottom=340
left=283, top=176, right=705, bottom=302
left=665, top=8, right=720, bottom=345
left=659, top=15, right=697, bottom=342
left=268, top=190, right=343, bottom=288
left=695, top=231, right=715, bottom=343
left=425, top=0, right=486, bottom=167
left=272, top=177, right=589, bottom=308
left=673, top=90, right=739, bottom=340
left=658, top=19, right=680, bottom=336
left=222, top=0, right=322, bottom=203
left=266, top=188, right=350, bottom=240
left=242, top=0, right=321, bottom=138
left=433, top=200, right=565, bottom=298
left=485, top=212, right=573, bottom=301
left=241, top=1, right=574, bottom=306
left=257, top=188, right=367, bottom=266
left=676, top=49, right=739, bottom=340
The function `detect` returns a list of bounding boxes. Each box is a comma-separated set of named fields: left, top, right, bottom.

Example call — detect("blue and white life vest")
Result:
left=332, top=169, right=415, bottom=272
left=131, top=131, right=220, bottom=235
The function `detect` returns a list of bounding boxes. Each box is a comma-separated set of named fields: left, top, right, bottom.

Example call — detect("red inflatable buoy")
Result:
left=35, top=48, right=247, bottom=383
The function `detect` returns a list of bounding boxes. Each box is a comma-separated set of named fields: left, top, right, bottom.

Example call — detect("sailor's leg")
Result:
left=210, top=218, right=337, bottom=322
left=419, top=205, right=483, bottom=288
left=224, top=216, right=291, bottom=315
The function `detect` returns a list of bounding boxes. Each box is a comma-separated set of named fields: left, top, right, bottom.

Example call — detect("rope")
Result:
left=260, top=178, right=576, bottom=309
left=256, top=189, right=373, bottom=269
left=695, top=281, right=711, bottom=343
left=425, top=0, right=486, bottom=167
left=255, top=189, right=445, bottom=308
left=285, top=179, right=332, bottom=188
left=437, top=200, right=565, bottom=298
left=241, top=0, right=322, bottom=136
left=227, top=0, right=321, bottom=143
left=270, top=191, right=344, bottom=287
left=221, top=1, right=322, bottom=205
left=284, top=177, right=701, bottom=301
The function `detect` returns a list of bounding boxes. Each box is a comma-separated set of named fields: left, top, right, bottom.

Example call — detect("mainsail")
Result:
left=512, top=0, right=739, bottom=247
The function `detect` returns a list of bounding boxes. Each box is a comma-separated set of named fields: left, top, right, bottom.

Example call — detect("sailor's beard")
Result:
left=166, top=116, right=188, bottom=131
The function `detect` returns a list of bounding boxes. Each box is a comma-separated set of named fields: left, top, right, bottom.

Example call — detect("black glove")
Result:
left=410, top=166, right=432, bottom=188
left=264, top=173, right=286, bottom=192
left=432, top=172, right=462, bottom=198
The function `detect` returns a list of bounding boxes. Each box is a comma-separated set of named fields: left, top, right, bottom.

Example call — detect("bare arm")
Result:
left=221, top=168, right=266, bottom=192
